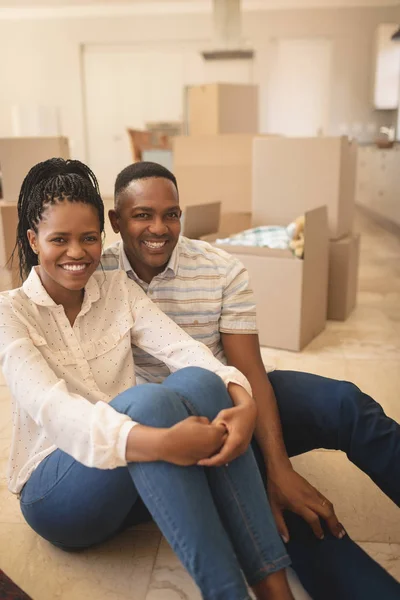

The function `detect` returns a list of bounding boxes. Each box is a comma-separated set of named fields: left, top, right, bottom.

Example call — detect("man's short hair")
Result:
left=114, top=161, right=178, bottom=202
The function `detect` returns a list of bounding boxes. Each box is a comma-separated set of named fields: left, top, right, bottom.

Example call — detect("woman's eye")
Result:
left=85, top=236, right=98, bottom=243
left=52, top=238, right=65, bottom=243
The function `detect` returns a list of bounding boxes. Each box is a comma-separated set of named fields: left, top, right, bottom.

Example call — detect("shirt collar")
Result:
left=119, top=241, right=180, bottom=282
left=22, top=267, right=101, bottom=310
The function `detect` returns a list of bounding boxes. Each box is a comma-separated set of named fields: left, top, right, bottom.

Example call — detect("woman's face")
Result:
left=27, top=200, right=102, bottom=300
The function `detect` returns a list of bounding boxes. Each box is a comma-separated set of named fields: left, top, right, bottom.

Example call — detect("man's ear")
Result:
left=108, top=209, right=120, bottom=234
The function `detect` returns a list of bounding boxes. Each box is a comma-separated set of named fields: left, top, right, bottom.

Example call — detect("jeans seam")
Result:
left=134, top=462, right=190, bottom=561
left=221, top=466, right=287, bottom=581
left=176, top=394, right=199, bottom=417
left=248, top=554, right=291, bottom=586
left=20, top=458, right=76, bottom=507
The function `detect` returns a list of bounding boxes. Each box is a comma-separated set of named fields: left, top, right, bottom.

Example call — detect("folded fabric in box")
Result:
left=216, top=216, right=305, bottom=258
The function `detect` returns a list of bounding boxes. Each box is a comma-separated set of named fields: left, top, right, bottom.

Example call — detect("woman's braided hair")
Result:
left=14, top=158, right=104, bottom=281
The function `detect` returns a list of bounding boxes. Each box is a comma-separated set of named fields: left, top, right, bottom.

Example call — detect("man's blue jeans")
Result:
left=264, top=369, right=400, bottom=600
left=20, top=367, right=290, bottom=600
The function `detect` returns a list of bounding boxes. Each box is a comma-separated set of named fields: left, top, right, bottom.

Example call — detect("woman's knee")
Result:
left=111, top=384, right=187, bottom=428
left=163, top=367, right=233, bottom=420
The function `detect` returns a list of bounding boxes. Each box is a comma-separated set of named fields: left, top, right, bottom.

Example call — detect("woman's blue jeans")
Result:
left=20, top=367, right=290, bottom=600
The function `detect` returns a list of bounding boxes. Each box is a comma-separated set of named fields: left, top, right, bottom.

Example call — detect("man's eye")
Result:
left=85, top=236, right=98, bottom=243
left=134, top=213, right=150, bottom=219
left=167, top=212, right=180, bottom=219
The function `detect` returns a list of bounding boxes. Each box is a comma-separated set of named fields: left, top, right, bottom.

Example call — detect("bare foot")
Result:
left=252, top=568, right=295, bottom=600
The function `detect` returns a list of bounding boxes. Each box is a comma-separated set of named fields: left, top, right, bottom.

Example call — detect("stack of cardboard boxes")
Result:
left=0, top=137, right=70, bottom=290
left=178, top=84, right=360, bottom=351
left=174, top=84, right=260, bottom=214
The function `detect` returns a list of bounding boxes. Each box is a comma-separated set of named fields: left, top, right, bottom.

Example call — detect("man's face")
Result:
left=109, top=177, right=181, bottom=282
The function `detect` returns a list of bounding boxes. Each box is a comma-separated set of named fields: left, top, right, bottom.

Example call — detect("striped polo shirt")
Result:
left=101, top=237, right=258, bottom=384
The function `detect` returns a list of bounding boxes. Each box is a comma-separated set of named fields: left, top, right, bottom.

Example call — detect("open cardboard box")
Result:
left=252, top=136, right=357, bottom=240
left=187, top=83, right=259, bottom=136
left=174, top=134, right=267, bottom=215
left=182, top=203, right=329, bottom=352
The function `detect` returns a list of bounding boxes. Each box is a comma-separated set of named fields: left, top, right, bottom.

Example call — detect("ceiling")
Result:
left=0, top=0, right=398, bottom=8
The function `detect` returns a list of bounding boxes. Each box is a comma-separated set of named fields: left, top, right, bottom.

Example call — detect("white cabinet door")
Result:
left=83, top=46, right=186, bottom=196
left=265, top=38, right=332, bottom=137
left=373, top=24, right=400, bottom=110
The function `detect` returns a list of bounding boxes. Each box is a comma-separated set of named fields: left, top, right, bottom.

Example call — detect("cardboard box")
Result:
left=252, top=137, right=357, bottom=240
left=182, top=203, right=252, bottom=240
left=328, top=234, right=360, bottom=321
left=188, top=83, right=258, bottom=135
left=184, top=203, right=329, bottom=352
left=0, top=136, right=70, bottom=202
left=0, top=202, right=19, bottom=290
left=174, top=134, right=259, bottom=214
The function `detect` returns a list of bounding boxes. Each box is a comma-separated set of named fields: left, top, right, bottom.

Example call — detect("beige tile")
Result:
left=0, top=385, right=11, bottom=404
left=145, top=537, right=201, bottom=600
left=344, top=359, right=400, bottom=423
left=339, top=334, right=400, bottom=361
left=358, top=542, right=400, bottom=583
left=291, top=451, right=400, bottom=544
left=0, top=402, right=11, bottom=439
left=296, top=330, right=346, bottom=358
left=327, top=305, right=397, bottom=336
left=0, top=523, right=161, bottom=600
left=0, top=484, right=24, bottom=525
left=146, top=538, right=311, bottom=600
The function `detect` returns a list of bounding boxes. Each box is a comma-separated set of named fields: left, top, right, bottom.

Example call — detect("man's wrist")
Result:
left=258, top=442, right=292, bottom=473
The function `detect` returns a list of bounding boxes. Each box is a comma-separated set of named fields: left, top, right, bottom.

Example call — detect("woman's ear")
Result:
left=27, top=229, right=39, bottom=255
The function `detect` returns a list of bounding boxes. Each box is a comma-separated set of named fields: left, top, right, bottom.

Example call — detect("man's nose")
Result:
left=148, top=218, right=168, bottom=236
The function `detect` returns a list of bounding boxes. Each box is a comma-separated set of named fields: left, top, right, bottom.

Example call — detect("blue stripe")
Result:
left=224, top=281, right=247, bottom=297
left=223, top=302, right=255, bottom=309
left=178, top=264, right=224, bottom=271
left=162, top=310, right=221, bottom=318
left=152, top=286, right=223, bottom=294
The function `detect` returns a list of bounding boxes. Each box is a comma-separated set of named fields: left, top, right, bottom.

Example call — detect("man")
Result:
left=102, top=161, right=400, bottom=599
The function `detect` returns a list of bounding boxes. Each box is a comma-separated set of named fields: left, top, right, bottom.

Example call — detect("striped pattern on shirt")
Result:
left=101, top=236, right=258, bottom=384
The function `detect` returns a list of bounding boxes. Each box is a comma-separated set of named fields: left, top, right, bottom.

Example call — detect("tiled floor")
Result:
left=0, top=209, right=399, bottom=599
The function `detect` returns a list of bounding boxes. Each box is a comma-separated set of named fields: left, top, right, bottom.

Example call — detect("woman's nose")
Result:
left=66, top=244, right=85, bottom=259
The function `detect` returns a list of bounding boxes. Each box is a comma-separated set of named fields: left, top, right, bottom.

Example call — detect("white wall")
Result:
left=0, top=5, right=399, bottom=161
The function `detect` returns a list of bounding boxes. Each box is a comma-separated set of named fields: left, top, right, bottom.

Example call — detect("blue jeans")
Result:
left=20, top=367, right=290, bottom=600
left=264, top=369, right=400, bottom=600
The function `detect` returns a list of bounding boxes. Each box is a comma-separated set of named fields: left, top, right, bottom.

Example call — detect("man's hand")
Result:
left=267, top=465, right=346, bottom=542
left=197, top=403, right=257, bottom=467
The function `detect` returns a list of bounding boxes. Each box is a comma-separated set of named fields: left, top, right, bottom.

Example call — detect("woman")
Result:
left=0, top=158, right=294, bottom=600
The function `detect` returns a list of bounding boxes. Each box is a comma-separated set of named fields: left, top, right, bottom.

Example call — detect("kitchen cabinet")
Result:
left=373, top=24, right=400, bottom=110
left=356, top=146, right=400, bottom=226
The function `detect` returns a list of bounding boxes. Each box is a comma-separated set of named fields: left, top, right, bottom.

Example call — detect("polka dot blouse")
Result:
left=0, top=268, right=252, bottom=494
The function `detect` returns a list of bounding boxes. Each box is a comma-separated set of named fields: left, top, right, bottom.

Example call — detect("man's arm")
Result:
left=221, top=332, right=288, bottom=469
left=221, top=332, right=345, bottom=542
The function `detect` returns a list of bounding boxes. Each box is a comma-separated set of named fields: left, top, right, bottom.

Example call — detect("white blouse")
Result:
left=0, top=268, right=252, bottom=494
